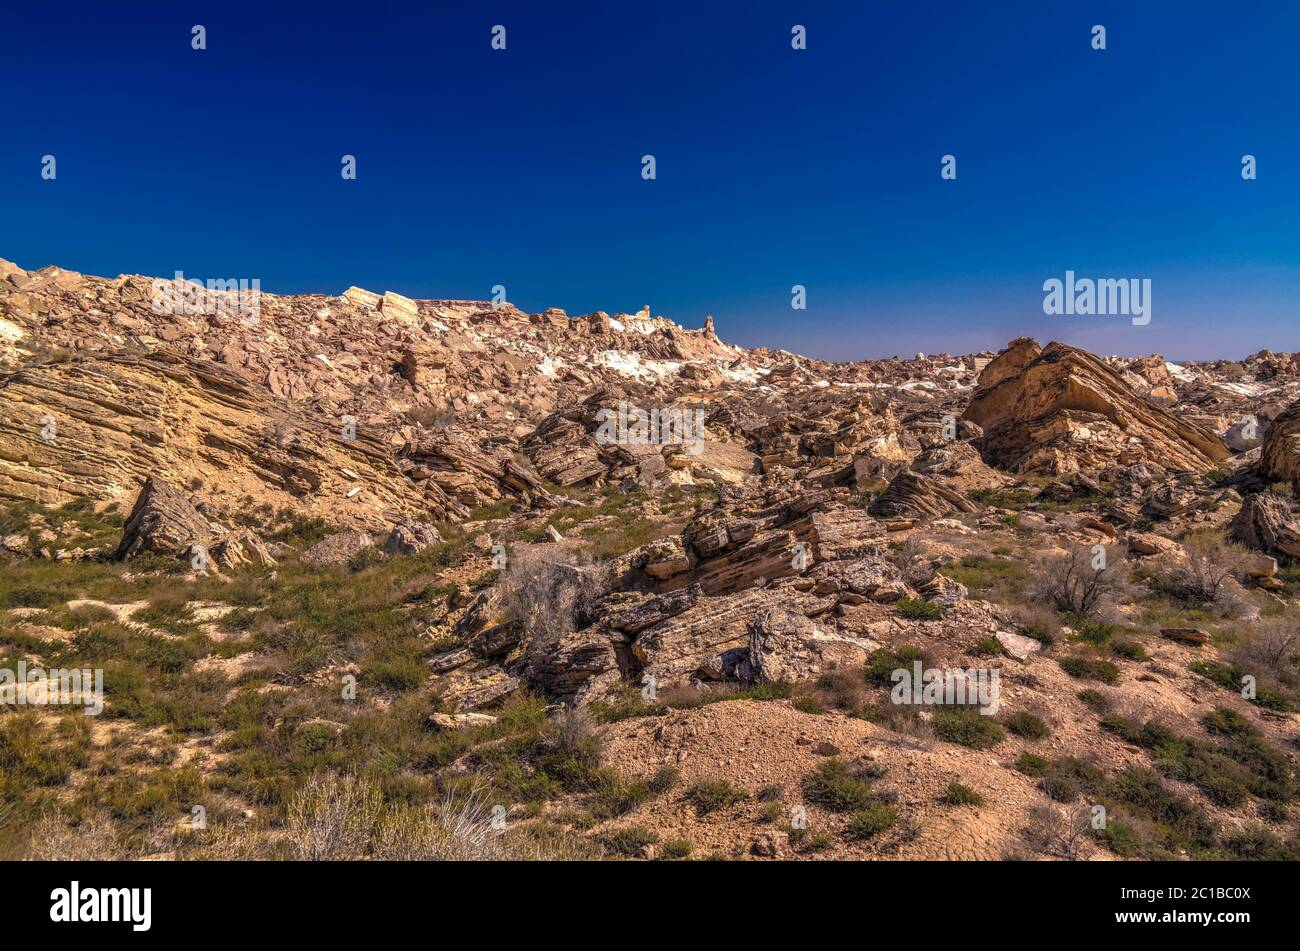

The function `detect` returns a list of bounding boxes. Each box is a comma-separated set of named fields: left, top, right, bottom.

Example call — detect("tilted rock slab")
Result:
left=963, top=339, right=1228, bottom=474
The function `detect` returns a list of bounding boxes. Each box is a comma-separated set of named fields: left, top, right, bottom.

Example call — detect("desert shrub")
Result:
left=933, top=706, right=1005, bottom=749
left=802, top=760, right=875, bottom=812
left=685, top=778, right=747, bottom=815
left=1107, top=767, right=1217, bottom=853
left=1219, top=825, right=1300, bottom=860
left=645, top=766, right=679, bottom=795
left=1017, top=623, right=1055, bottom=647
left=792, top=696, right=826, bottom=714
left=1190, top=659, right=1294, bottom=712
left=1003, top=711, right=1050, bottom=740
left=972, top=636, right=1004, bottom=657
left=1020, top=802, right=1093, bottom=860
left=1070, top=617, right=1121, bottom=645
left=1039, top=757, right=1105, bottom=803
left=1033, top=545, right=1125, bottom=619
left=1110, top=639, right=1148, bottom=661
left=1015, top=752, right=1049, bottom=776
left=1059, top=656, right=1120, bottom=685
left=1153, top=532, right=1253, bottom=605
left=497, top=548, right=607, bottom=659
left=661, top=837, right=693, bottom=859
left=803, top=668, right=868, bottom=712
left=1077, top=688, right=1111, bottom=712
left=864, top=645, right=929, bottom=687
left=285, top=772, right=383, bottom=860
left=943, top=782, right=984, bottom=806
left=599, top=825, right=659, bottom=856
left=843, top=802, right=898, bottom=840
left=896, top=598, right=943, bottom=620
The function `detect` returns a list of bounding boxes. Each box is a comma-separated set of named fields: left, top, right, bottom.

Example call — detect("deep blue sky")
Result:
left=2, top=1, right=1297, bottom=361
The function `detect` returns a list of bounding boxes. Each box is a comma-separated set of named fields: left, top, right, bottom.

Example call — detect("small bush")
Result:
left=843, top=802, right=898, bottom=840
left=864, top=645, right=928, bottom=687
left=1002, top=711, right=1050, bottom=740
left=933, top=706, right=1005, bottom=749
left=896, top=598, right=943, bottom=620
left=1110, top=639, right=1148, bottom=661
left=1077, top=689, right=1111, bottom=712
left=1015, top=752, right=1048, bottom=776
left=1033, top=545, right=1125, bottom=619
left=685, top=778, right=748, bottom=815
left=600, top=826, right=658, bottom=856
left=803, top=760, right=875, bottom=812
left=1059, top=656, right=1120, bottom=685
left=943, top=782, right=984, bottom=806
left=661, top=837, right=693, bottom=860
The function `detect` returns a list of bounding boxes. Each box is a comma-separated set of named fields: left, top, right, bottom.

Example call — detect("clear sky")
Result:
left=2, top=1, right=1297, bottom=361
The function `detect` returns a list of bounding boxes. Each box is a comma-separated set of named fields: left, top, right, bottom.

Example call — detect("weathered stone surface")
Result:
left=383, top=518, right=443, bottom=556
left=963, top=340, right=1228, bottom=474
left=630, top=587, right=833, bottom=687
left=429, top=711, right=498, bottom=730
left=995, top=630, right=1042, bottom=661
left=746, top=607, right=875, bottom=684
left=631, top=535, right=692, bottom=579
left=1261, top=399, right=1300, bottom=487
left=870, top=472, right=977, bottom=520
left=1126, top=531, right=1181, bottom=557
left=115, top=477, right=212, bottom=560
left=1230, top=492, right=1300, bottom=559
left=1162, top=627, right=1211, bottom=646
left=301, top=530, right=374, bottom=567
left=210, top=529, right=277, bottom=569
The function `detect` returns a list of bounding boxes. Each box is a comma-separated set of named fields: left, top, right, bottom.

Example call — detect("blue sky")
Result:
left=2, top=1, right=1296, bottom=360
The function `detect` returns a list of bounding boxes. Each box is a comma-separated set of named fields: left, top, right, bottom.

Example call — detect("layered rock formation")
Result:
left=963, top=339, right=1229, bottom=474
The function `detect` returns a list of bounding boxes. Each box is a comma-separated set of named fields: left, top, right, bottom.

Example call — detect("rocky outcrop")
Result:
left=1260, top=400, right=1300, bottom=487
left=745, top=608, right=875, bottom=683
left=115, top=477, right=212, bottom=560
left=0, top=350, right=429, bottom=530
left=383, top=519, right=443, bottom=556
left=963, top=340, right=1229, bottom=474
left=870, top=472, right=977, bottom=520
left=301, top=530, right=374, bottom=567
left=1230, top=492, right=1300, bottom=559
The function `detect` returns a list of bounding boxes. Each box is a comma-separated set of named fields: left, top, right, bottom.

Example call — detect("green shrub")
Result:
left=896, top=598, right=943, bottom=620
left=661, top=837, right=693, bottom=860
left=1110, top=639, right=1148, bottom=661
left=802, top=760, right=875, bottom=812
left=864, top=645, right=928, bottom=687
left=933, top=706, right=1005, bottom=749
left=1002, top=711, right=1050, bottom=740
left=843, top=802, right=898, bottom=840
left=943, top=782, right=984, bottom=806
left=599, top=826, right=659, bottom=856
left=1015, top=752, right=1048, bottom=776
left=685, top=778, right=748, bottom=815
left=1059, top=656, right=1120, bottom=685
left=1077, top=689, right=1110, bottom=712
